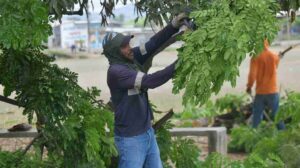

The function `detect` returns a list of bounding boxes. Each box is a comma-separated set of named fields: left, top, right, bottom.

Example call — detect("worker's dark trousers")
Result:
left=252, top=93, right=285, bottom=130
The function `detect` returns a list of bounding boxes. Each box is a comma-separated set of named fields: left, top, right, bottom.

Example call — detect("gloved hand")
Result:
left=171, top=13, right=188, bottom=29
left=246, top=87, right=252, bottom=95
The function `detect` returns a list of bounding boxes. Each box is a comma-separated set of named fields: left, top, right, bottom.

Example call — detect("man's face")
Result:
left=120, top=44, right=134, bottom=61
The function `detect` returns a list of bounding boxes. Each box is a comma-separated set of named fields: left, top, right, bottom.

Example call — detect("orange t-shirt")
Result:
left=247, top=40, right=279, bottom=94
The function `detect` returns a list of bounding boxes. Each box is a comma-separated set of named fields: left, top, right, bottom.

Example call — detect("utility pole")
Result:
left=86, top=2, right=91, bottom=53
left=287, top=15, right=291, bottom=40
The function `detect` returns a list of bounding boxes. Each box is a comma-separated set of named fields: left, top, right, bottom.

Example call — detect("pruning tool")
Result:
left=279, top=43, right=300, bottom=59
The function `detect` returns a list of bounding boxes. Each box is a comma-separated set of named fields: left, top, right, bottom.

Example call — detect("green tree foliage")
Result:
left=215, top=94, right=249, bottom=113
left=229, top=123, right=279, bottom=153
left=227, top=92, right=300, bottom=168
left=197, top=152, right=284, bottom=168
left=41, top=0, right=300, bottom=26
left=173, top=0, right=280, bottom=105
left=0, top=150, right=51, bottom=168
left=252, top=127, right=300, bottom=168
left=0, top=2, right=117, bottom=167
left=0, top=0, right=51, bottom=49
left=156, top=123, right=201, bottom=168
left=279, top=0, right=300, bottom=11
left=176, top=100, right=219, bottom=120
left=0, top=48, right=117, bottom=167
left=47, top=0, right=86, bottom=20
left=276, top=92, right=300, bottom=127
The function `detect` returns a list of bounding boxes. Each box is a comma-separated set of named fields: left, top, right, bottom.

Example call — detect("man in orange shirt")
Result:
left=246, top=39, right=285, bottom=129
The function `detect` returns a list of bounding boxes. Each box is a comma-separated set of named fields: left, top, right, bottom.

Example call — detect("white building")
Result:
left=50, top=20, right=105, bottom=50
left=49, top=17, right=156, bottom=51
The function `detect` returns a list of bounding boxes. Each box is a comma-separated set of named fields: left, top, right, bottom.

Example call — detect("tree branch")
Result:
left=153, top=109, right=174, bottom=131
left=21, top=133, right=42, bottom=156
left=0, top=95, right=19, bottom=106
left=48, top=0, right=88, bottom=16
left=59, top=10, right=83, bottom=15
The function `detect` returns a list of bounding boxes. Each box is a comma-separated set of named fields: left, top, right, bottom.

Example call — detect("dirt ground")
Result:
left=0, top=45, right=299, bottom=160
left=1, top=46, right=299, bottom=114
left=54, top=46, right=300, bottom=112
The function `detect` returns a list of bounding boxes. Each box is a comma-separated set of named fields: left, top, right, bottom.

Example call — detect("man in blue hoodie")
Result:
left=103, top=14, right=186, bottom=168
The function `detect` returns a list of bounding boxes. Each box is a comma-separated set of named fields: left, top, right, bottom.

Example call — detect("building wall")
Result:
left=49, top=20, right=157, bottom=51
left=60, top=22, right=88, bottom=49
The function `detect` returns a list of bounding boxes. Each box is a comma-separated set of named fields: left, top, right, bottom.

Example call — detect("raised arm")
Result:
left=132, top=24, right=179, bottom=65
left=108, top=62, right=176, bottom=90
left=141, top=62, right=176, bottom=89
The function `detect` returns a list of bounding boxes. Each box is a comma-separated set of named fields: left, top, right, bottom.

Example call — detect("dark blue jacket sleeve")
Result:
left=108, top=62, right=176, bottom=90
left=108, top=66, right=137, bottom=89
left=141, top=61, right=176, bottom=89
left=132, top=24, right=179, bottom=65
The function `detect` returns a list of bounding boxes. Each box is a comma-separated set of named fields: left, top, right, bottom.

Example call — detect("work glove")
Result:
left=171, top=13, right=188, bottom=29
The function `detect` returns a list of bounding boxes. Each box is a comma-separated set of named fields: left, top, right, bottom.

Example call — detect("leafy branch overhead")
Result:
left=0, top=47, right=117, bottom=167
left=42, top=0, right=299, bottom=106
left=173, top=0, right=280, bottom=105
left=44, top=0, right=300, bottom=26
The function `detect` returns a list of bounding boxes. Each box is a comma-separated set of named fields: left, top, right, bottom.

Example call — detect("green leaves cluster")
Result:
left=275, top=92, right=300, bottom=127
left=0, top=0, right=51, bottom=49
left=41, top=0, right=300, bottom=26
left=252, top=128, right=300, bottom=168
left=0, top=1, right=119, bottom=167
left=0, top=150, right=57, bottom=168
left=215, top=94, right=249, bottom=113
left=173, top=0, right=280, bottom=106
left=201, top=152, right=284, bottom=168
left=176, top=100, right=220, bottom=120
left=158, top=123, right=290, bottom=168
left=177, top=94, right=250, bottom=120
left=156, top=123, right=201, bottom=168
left=0, top=48, right=117, bottom=167
left=228, top=92, right=300, bottom=168
left=229, top=123, right=279, bottom=153
left=46, top=0, right=83, bottom=20
left=279, top=0, right=300, bottom=11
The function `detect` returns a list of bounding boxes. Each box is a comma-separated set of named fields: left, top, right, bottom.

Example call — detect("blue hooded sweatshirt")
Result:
left=105, top=24, right=179, bottom=137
